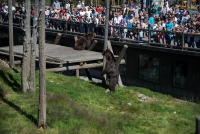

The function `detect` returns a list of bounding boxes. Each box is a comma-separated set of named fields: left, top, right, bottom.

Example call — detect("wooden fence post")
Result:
left=74, top=36, right=80, bottom=77
left=107, top=41, right=125, bottom=87
left=54, top=33, right=62, bottom=45
left=116, top=45, right=128, bottom=68
left=88, top=40, right=98, bottom=51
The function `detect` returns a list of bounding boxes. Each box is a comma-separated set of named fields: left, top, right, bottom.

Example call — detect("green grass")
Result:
left=0, top=67, right=200, bottom=134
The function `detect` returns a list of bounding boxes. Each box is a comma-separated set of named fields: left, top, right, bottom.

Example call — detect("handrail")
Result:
left=1, top=12, right=200, bottom=51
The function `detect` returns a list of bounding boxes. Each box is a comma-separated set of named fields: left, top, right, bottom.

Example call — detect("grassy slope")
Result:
left=0, top=67, right=200, bottom=134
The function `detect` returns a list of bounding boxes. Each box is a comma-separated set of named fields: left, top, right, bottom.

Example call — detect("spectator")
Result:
left=65, top=1, right=70, bottom=10
left=77, top=1, right=82, bottom=9
left=53, top=0, right=60, bottom=10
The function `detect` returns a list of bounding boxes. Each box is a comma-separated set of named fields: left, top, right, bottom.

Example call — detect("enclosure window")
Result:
left=139, top=55, right=159, bottom=83
left=173, top=61, right=187, bottom=89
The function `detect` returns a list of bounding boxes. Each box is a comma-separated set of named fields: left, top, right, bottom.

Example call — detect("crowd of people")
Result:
left=1, top=0, right=200, bottom=47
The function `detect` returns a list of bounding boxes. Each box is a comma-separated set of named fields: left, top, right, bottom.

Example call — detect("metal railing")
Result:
left=1, top=12, right=200, bottom=52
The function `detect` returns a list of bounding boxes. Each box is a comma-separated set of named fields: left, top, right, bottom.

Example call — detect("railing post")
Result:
left=182, top=32, right=185, bottom=50
left=118, top=26, right=121, bottom=41
left=148, top=24, right=151, bottom=46
left=65, top=21, right=68, bottom=34
left=0, top=13, right=2, bottom=24
left=170, top=31, right=172, bottom=48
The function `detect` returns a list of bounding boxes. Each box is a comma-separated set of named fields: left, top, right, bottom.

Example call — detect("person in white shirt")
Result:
left=65, top=2, right=70, bottom=10
left=85, top=7, right=92, bottom=16
left=114, top=13, right=122, bottom=24
left=79, top=8, right=86, bottom=16
left=77, top=1, right=82, bottom=9
left=93, top=16, right=99, bottom=34
left=3, top=5, right=8, bottom=22
left=161, top=3, right=168, bottom=20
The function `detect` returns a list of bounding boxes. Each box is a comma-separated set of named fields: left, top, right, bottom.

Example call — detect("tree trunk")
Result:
left=37, top=0, right=47, bottom=129
left=8, top=0, right=14, bottom=68
left=30, top=0, right=39, bottom=93
left=102, top=0, right=110, bottom=84
left=22, top=0, right=31, bottom=93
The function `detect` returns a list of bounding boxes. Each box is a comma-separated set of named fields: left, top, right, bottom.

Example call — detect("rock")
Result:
left=127, top=102, right=132, bottom=106
left=105, top=89, right=110, bottom=93
left=138, top=94, right=148, bottom=102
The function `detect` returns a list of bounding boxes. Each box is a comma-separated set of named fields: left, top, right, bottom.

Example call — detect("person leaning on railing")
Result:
left=194, top=29, right=200, bottom=48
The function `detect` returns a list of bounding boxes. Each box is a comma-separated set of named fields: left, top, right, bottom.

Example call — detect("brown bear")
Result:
left=74, top=32, right=96, bottom=50
left=101, top=49, right=119, bottom=92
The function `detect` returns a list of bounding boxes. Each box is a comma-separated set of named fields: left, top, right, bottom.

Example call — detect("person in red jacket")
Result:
left=96, top=5, right=101, bottom=14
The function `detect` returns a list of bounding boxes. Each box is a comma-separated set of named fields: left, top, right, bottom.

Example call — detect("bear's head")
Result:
left=85, top=32, right=96, bottom=40
left=102, top=49, right=116, bottom=62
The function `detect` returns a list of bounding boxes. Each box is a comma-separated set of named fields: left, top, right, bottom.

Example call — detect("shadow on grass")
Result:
left=0, top=70, right=21, bottom=92
left=0, top=88, right=37, bottom=126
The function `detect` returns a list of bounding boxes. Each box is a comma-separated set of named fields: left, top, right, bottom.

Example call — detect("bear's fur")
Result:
left=101, top=49, right=119, bottom=92
left=74, top=32, right=96, bottom=50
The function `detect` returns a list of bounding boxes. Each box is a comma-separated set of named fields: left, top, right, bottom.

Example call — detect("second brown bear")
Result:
left=74, top=32, right=96, bottom=50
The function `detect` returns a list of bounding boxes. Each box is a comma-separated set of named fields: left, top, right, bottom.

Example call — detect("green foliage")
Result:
left=0, top=67, right=200, bottom=134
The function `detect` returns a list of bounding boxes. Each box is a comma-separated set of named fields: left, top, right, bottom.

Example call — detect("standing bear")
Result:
left=74, top=32, right=96, bottom=50
left=101, top=49, right=119, bottom=92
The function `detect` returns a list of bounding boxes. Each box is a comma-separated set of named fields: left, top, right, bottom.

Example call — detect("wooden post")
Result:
left=74, top=36, right=78, bottom=42
left=76, top=69, right=79, bottom=77
left=88, top=40, right=98, bottom=51
left=107, top=41, right=125, bottom=87
left=196, top=116, right=200, bottom=134
left=116, top=45, right=128, bottom=68
left=38, top=0, right=47, bottom=129
left=54, top=33, right=62, bottom=45
left=74, top=36, right=81, bottom=78
left=8, top=0, right=14, bottom=67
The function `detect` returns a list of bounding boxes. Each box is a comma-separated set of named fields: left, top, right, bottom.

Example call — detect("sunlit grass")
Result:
left=0, top=67, right=199, bottom=134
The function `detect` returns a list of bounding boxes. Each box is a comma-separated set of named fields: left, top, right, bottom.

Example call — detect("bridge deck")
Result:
left=0, top=43, right=104, bottom=64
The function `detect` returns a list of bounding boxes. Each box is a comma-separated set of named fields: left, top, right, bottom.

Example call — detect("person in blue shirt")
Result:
left=151, top=3, right=158, bottom=16
left=165, top=18, right=174, bottom=45
left=126, top=20, right=133, bottom=38
left=149, top=14, right=155, bottom=37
